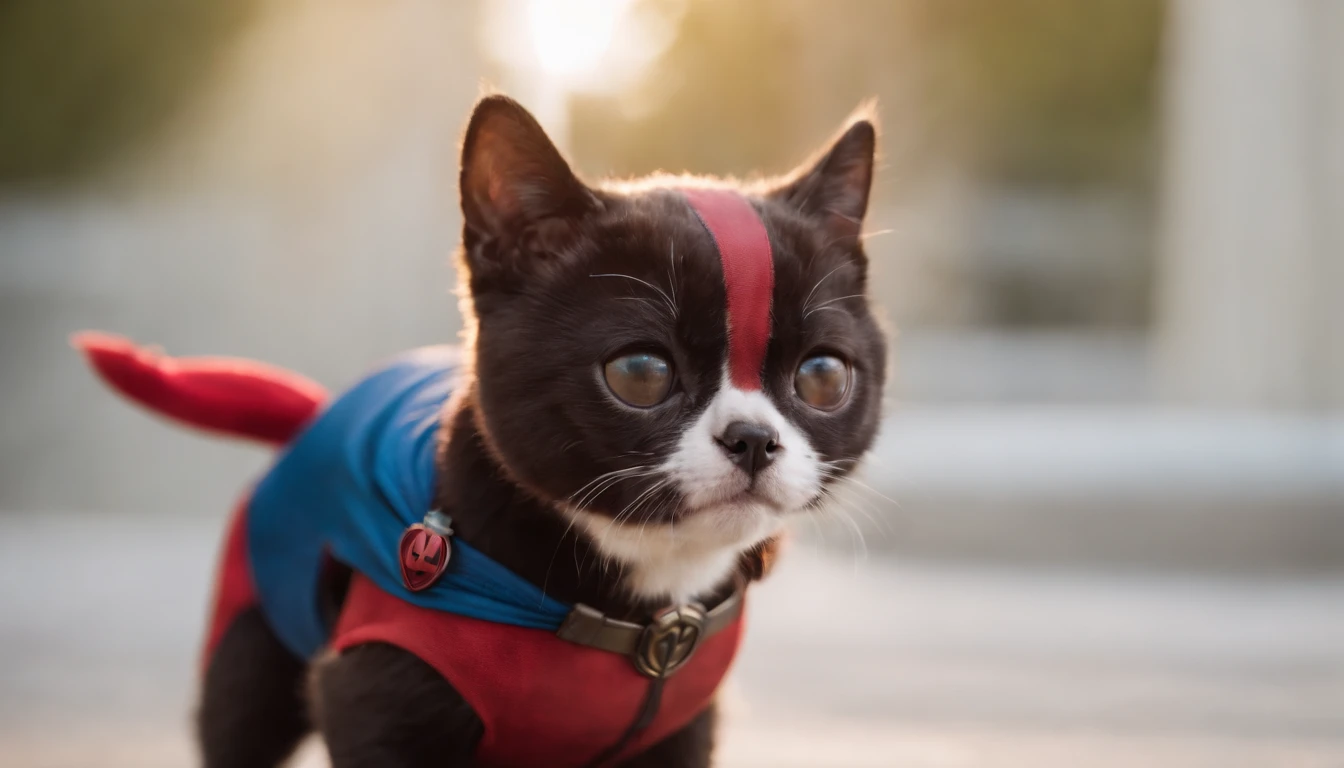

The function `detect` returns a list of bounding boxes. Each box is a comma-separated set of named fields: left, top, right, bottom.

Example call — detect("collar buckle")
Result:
left=633, top=603, right=706, bottom=679
left=555, top=588, right=744, bottom=678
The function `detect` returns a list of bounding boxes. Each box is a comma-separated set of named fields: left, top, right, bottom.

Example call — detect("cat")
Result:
left=82, top=94, right=887, bottom=768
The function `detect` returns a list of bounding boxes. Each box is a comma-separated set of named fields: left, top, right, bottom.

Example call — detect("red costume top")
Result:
left=75, top=333, right=744, bottom=768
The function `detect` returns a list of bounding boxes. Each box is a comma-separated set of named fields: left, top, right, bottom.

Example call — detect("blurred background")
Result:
left=1, top=1, right=1341, bottom=766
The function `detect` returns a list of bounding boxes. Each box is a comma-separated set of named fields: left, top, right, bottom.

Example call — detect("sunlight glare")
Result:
left=525, top=0, right=631, bottom=86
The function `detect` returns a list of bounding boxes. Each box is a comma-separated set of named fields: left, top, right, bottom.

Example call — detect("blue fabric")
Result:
left=247, top=346, right=573, bottom=659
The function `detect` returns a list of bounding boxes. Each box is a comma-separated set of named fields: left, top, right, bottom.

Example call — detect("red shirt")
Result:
left=331, top=575, right=744, bottom=767
left=204, top=501, right=745, bottom=768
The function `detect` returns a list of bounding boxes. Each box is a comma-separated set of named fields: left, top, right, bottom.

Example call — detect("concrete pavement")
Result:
left=2, top=511, right=1341, bottom=767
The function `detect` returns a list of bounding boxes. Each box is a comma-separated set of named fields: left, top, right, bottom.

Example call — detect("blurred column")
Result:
left=1156, top=0, right=1343, bottom=410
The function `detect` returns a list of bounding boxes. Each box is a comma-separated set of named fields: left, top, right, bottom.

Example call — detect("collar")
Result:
left=557, top=584, right=745, bottom=679
left=400, top=508, right=744, bottom=679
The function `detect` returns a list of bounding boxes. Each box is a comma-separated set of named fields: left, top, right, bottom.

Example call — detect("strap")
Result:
left=555, top=587, right=744, bottom=677
left=578, top=678, right=666, bottom=768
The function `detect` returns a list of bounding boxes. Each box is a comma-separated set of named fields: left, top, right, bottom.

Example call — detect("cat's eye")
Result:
left=795, top=354, right=851, bottom=411
left=604, top=352, right=673, bottom=407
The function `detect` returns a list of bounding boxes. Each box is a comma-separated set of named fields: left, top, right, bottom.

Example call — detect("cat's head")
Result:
left=457, top=96, right=886, bottom=602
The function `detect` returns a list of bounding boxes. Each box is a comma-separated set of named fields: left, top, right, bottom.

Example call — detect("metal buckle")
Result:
left=633, top=603, right=706, bottom=679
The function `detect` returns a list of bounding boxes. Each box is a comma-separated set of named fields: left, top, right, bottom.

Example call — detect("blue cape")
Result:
left=247, top=347, right=572, bottom=658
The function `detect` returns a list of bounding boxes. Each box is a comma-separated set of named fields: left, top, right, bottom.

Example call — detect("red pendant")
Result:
left=399, top=523, right=451, bottom=592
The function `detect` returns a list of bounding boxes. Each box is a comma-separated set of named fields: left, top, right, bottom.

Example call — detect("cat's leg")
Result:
left=197, top=607, right=311, bottom=768
left=616, top=703, right=717, bottom=768
left=310, top=642, right=483, bottom=768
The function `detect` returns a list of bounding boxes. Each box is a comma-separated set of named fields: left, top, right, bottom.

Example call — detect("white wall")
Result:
left=1157, top=0, right=1344, bottom=410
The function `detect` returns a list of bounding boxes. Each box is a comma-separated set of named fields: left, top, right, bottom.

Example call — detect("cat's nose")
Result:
left=716, top=421, right=780, bottom=477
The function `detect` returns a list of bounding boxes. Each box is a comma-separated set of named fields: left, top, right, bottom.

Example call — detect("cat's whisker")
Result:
left=567, top=466, right=637, bottom=501
left=579, top=476, right=676, bottom=584
left=546, top=465, right=657, bottom=596
left=590, top=272, right=677, bottom=319
left=811, top=472, right=895, bottom=537
left=819, top=475, right=901, bottom=532
left=614, top=297, right=662, bottom=311
left=800, top=503, right=828, bottom=544
left=835, top=494, right=887, bottom=533
left=563, top=467, right=662, bottom=577
left=835, top=474, right=901, bottom=508
left=801, top=263, right=850, bottom=315
left=817, top=503, right=869, bottom=569
left=628, top=481, right=671, bottom=553
left=568, top=465, right=654, bottom=511
left=803, top=293, right=867, bottom=319
left=667, top=240, right=679, bottom=308
left=543, top=504, right=583, bottom=602
left=607, top=477, right=668, bottom=533
left=802, top=305, right=848, bottom=319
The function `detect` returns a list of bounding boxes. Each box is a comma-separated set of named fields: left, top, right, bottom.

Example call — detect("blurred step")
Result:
left=829, top=407, right=1344, bottom=573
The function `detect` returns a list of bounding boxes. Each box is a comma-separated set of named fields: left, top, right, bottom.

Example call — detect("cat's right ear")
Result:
left=459, top=95, right=598, bottom=249
left=768, top=104, right=877, bottom=245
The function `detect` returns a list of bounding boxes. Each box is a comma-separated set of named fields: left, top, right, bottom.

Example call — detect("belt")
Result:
left=555, top=587, right=744, bottom=679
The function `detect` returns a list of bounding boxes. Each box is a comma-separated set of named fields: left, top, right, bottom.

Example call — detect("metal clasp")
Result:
left=633, top=603, right=706, bottom=679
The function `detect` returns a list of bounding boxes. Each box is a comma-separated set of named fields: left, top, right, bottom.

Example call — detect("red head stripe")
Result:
left=681, top=188, right=775, bottom=390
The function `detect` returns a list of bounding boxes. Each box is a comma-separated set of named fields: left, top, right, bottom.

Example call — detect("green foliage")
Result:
left=0, top=0, right=257, bottom=184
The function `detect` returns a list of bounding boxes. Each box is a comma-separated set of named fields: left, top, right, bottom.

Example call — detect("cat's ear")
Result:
left=769, top=104, right=877, bottom=243
left=459, top=95, right=597, bottom=243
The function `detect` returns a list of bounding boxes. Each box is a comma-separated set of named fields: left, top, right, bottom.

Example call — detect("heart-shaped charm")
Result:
left=398, top=511, right=454, bottom=592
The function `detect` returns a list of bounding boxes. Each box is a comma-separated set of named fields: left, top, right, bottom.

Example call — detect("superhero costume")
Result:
left=75, top=334, right=743, bottom=768
left=74, top=187, right=775, bottom=767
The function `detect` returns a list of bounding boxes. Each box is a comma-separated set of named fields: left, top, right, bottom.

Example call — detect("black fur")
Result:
left=311, top=643, right=483, bottom=767
left=197, top=608, right=310, bottom=768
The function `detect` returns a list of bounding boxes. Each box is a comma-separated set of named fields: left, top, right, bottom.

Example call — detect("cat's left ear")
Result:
left=769, top=105, right=877, bottom=243
left=459, top=95, right=598, bottom=249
